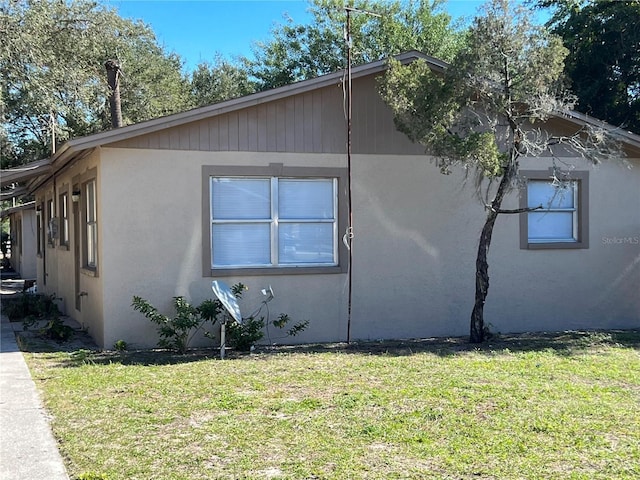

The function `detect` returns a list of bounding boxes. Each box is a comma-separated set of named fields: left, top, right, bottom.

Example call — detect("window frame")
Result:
left=519, top=170, right=589, bottom=250
left=83, top=179, right=98, bottom=270
left=36, top=202, right=43, bottom=257
left=202, top=164, right=349, bottom=276
left=58, top=189, right=70, bottom=249
left=46, top=197, right=56, bottom=248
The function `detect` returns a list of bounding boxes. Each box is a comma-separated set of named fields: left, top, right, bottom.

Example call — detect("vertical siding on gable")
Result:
left=294, top=95, right=305, bottom=152
left=237, top=110, right=249, bottom=151
left=285, top=97, right=296, bottom=152
left=107, top=74, right=422, bottom=155
left=219, top=115, right=229, bottom=151
left=209, top=117, right=220, bottom=150
left=198, top=120, right=209, bottom=151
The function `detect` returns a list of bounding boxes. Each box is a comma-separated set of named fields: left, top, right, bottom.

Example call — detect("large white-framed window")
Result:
left=211, top=177, right=337, bottom=268
left=202, top=164, right=348, bottom=276
left=520, top=170, right=589, bottom=249
left=84, top=179, right=98, bottom=269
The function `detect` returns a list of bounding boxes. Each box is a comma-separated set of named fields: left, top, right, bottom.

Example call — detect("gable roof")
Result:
left=2, top=50, right=639, bottom=199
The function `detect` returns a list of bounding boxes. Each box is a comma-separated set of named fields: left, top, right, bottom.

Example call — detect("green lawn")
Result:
left=23, top=330, right=640, bottom=480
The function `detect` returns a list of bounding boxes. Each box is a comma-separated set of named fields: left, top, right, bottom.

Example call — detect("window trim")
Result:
left=36, top=201, right=43, bottom=257
left=46, top=197, right=56, bottom=248
left=519, top=169, right=589, bottom=250
left=75, top=168, right=99, bottom=275
left=58, top=187, right=70, bottom=250
left=202, top=163, right=349, bottom=276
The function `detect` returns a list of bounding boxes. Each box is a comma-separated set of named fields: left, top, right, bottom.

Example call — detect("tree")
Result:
left=1, top=0, right=192, bottom=168
left=245, top=0, right=464, bottom=90
left=539, top=0, right=640, bottom=134
left=379, top=0, right=621, bottom=342
left=190, top=55, right=256, bottom=108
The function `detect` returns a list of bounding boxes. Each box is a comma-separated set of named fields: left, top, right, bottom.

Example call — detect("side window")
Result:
left=46, top=198, right=55, bottom=247
left=84, top=179, right=98, bottom=269
left=59, top=192, right=69, bottom=248
left=520, top=170, right=589, bottom=249
left=36, top=202, right=43, bottom=256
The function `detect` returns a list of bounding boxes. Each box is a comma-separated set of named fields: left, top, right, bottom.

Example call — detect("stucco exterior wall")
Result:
left=351, top=153, right=639, bottom=339
left=97, top=146, right=638, bottom=349
left=488, top=156, right=640, bottom=333
left=9, top=209, right=37, bottom=279
left=99, top=148, right=350, bottom=348
left=33, top=151, right=106, bottom=345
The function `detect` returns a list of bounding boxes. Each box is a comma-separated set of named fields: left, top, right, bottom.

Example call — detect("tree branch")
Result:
left=488, top=205, right=543, bottom=214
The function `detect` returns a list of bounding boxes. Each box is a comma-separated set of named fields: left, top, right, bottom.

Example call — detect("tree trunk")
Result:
left=105, top=60, right=123, bottom=128
left=470, top=164, right=514, bottom=343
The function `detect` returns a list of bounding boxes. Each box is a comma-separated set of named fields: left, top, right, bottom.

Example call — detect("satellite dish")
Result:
left=211, top=280, right=243, bottom=324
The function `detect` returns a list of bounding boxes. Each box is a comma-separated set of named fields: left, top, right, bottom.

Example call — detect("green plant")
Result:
left=227, top=313, right=309, bottom=351
left=40, top=317, right=74, bottom=342
left=3, top=292, right=60, bottom=321
left=132, top=296, right=201, bottom=354
left=131, top=285, right=246, bottom=354
left=226, top=316, right=265, bottom=351
left=113, top=340, right=128, bottom=352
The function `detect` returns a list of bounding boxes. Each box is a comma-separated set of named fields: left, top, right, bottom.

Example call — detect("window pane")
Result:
left=86, top=181, right=96, bottom=222
left=279, top=179, right=334, bottom=219
left=212, top=224, right=270, bottom=266
left=528, top=212, right=574, bottom=241
left=279, top=223, right=334, bottom=264
left=87, top=224, right=97, bottom=266
left=212, top=178, right=270, bottom=219
left=528, top=181, right=575, bottom=209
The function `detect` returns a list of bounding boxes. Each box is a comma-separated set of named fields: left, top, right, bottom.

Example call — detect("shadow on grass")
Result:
left=17, top=328, right=640, bottom=368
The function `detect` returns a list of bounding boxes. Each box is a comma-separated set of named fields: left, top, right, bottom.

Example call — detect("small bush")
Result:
left=3, top=293, right=59, bottom=321
left=133, top=283, right=308, bottom=353
left=227, top=313, right=309, bottom=351
left=226, top=317, right=265, bottom=351
left=40, top=317, right=74, bottom=342
left=113, top=340, right=128, bottom=352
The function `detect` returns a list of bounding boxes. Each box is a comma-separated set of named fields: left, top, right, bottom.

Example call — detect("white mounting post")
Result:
left=220, top=320, right=226, bottom=360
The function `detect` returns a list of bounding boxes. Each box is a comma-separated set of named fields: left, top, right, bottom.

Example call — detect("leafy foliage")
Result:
left=131, top=295, right=215, bottom=354
left=190, top=55, right=256, bottom=107
left=245, top=0, right=464, bottom=90
left=540, top=0, right=640, bottom=134
left=132, top=283, right=308, bottom=353
left=227, top=313, right=309, bottom=351
left=0, top=0, right=192, bottom=167
left=3, top=292, right=59, bottom=322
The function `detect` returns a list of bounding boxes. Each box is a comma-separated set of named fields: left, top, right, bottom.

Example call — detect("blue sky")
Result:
left=101, top=1, right=543, bottom=73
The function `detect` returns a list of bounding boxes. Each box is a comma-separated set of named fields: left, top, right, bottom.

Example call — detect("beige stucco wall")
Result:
left=9, top=209, right=37, bottom=279
left=33, top=151, right=105, bottom=345
left=351, top=153, right=639, bottom=339
left=488, top=156, right=640, bottom=333
left=99, top=148, right=350, bottom=348
left=31, top=142, right=640, bottom=349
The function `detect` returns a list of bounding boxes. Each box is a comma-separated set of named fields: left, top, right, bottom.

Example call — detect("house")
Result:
left=0, top=202, right=38, bottom=280
left=4, top=51, right=639, bottom=348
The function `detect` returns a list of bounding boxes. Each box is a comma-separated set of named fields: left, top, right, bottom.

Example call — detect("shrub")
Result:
left=133, top=283, right=308, bottom=353
left=3, top=292, right=59, bottom=322
left=227, top=313, right=309, bottom=351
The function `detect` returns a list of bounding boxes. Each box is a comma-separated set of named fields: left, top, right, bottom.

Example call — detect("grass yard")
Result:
left=23, top=330, right=640, bottom=480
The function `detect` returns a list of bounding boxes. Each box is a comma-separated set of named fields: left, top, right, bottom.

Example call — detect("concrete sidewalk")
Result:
left=0, top=314, right=69, bottom=480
